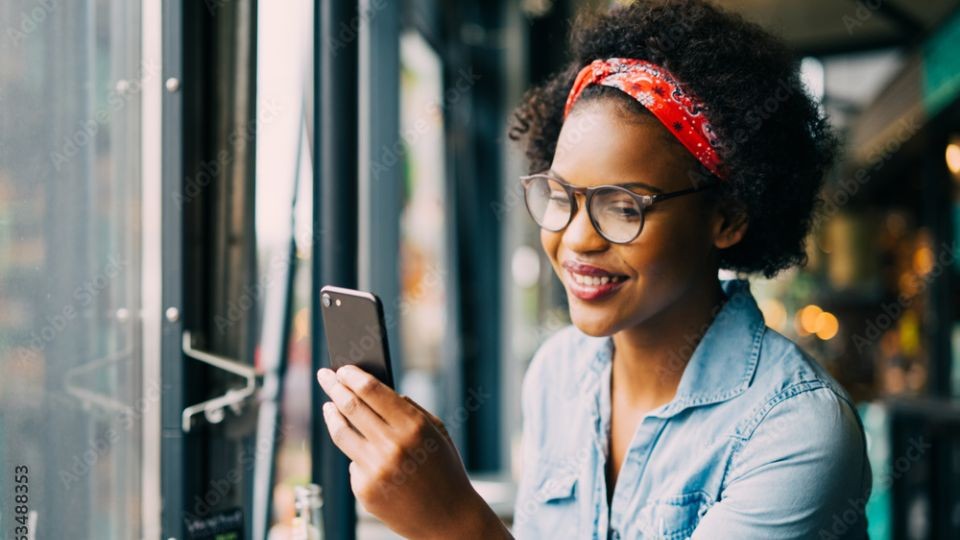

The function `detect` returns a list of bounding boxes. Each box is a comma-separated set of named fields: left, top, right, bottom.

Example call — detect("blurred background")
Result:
left=2, top=0, right=960, bottom=538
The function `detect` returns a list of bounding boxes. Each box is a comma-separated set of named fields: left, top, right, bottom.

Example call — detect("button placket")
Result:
left=608, top=417, right=668, bottom=533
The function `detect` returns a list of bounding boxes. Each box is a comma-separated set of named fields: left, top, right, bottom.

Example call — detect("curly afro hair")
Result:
left=509, top=0, right=839, bottom=278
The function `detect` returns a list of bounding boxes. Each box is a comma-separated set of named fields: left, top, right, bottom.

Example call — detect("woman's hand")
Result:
left=316, top=365, right=511, bottom=540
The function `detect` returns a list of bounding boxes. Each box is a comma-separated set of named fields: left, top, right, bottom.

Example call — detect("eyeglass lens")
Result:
left=522, top=175, right=644, bottom=243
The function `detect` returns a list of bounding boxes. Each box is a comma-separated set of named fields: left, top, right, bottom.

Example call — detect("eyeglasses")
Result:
left=519, top=170, right=716, bottom=244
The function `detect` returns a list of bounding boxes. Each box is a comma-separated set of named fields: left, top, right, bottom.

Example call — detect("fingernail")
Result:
left=336, top=364, right=361, bottom=381
left=317, top=368, right=335, bottom=384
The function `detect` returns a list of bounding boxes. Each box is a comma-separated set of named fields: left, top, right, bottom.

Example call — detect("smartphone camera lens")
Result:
left=322, top=293, right=331, bottom=307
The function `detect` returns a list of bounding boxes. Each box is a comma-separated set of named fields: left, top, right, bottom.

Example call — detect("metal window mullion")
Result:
left=159, top=0, right=186, bottom=537
left=313, top=1, right=360, bottom=539
left=358, top=0, right=402, bottom=379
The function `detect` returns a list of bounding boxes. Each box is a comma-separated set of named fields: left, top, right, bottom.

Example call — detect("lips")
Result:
left=561, top=260, right=629, bottom=301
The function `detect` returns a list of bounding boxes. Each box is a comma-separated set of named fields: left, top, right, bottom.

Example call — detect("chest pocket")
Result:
left=636, top=491, right=712, bottom=540
left=522, top=465, right=579, bottom=539
left=535, top=470, right=577, bottom=502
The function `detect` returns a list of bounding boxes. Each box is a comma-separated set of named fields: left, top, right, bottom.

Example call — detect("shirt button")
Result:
left=608, top=530, right=620, bottom=540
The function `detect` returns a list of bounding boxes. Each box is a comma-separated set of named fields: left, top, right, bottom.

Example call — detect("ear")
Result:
left=711, top=203, right=749, bottom=250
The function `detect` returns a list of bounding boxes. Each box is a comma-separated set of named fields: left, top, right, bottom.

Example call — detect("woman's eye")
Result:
left=605, top=205, right=640, bottom=219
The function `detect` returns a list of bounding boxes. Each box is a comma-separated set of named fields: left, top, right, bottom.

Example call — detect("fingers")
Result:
left=335, top=365, right=418, bottom=426
left=348, top=461, right=373, bottom=505
left=317, top=368, right=390, bottom=444
left=321, top=401, right=371, bottom=466
left=403, top=396, right=454, bottom=447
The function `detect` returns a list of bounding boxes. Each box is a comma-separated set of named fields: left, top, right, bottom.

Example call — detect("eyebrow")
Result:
left=548, top=169, right=664, bottom=194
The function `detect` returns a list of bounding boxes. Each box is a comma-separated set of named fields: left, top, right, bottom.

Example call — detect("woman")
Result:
left=317, top=1, right=871, bottom=538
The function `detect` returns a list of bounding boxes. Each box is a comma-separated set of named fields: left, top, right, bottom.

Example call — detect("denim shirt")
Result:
left=513, top=279, right=871, bottom=539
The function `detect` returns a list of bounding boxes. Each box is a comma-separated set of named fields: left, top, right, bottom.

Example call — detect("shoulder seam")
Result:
left=721, top=382, right=868, bottom=507
left=721, top=381, right=832, bottom=491
left=732, top=379, right=830, bottom=441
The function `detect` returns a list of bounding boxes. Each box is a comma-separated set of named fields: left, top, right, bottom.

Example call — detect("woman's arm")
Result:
left=317, top=365, right=513, bottom=539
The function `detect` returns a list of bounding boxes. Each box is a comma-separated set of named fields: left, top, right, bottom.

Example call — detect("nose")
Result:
left=562, top=193, right=608, bottom=252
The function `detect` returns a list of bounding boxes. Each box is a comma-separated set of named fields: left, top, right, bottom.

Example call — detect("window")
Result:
left=0, top=0, right=147, bottom=537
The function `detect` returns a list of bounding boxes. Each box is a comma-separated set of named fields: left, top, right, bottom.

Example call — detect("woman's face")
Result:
left=542, top=99, right=723, bottom=337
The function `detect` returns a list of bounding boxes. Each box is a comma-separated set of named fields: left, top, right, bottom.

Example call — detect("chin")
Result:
left=567, top=301, right=620, bottom=337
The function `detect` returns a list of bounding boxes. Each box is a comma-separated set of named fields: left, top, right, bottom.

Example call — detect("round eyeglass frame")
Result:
left=519, top=170, right=717, bottom=244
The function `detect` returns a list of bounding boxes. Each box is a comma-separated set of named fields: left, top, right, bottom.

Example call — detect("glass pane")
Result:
left=397, top=31, right=451, bottom=416
left=0, top=0, right=144, bottom=538
left=254, top=0, right=316, bottom=535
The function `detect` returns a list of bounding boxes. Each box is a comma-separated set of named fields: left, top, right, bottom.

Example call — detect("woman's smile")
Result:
left=562, top=259, right=629, bottom=301
left=538, top=97, right=718, bottom=337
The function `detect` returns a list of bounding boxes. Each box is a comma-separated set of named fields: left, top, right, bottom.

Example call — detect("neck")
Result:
left=610, top=276, right=726, bottom=410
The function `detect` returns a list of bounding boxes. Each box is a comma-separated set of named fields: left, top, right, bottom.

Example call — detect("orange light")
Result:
left=815, top=312, right=839, bottom=340
left=799, top=304, right=823, bottom=335
left=947, top=142, right=960, bottom=175
left=913, top=246, right=935, bottom=275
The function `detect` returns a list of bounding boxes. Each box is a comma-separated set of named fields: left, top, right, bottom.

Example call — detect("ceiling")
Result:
left=575, top=0, right=960, bottom=56
left=713, top=0, right=960, bottom=56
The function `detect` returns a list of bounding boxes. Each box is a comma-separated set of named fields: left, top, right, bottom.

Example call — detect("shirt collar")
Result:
left=580, top=278, right=765, bottom=418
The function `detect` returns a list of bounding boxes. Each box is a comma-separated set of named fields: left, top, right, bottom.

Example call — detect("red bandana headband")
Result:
left=563, top=58, right=728, bottom=180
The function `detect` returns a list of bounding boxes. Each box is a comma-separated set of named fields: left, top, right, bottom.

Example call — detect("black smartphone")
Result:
left=319, top=285, right=395, bottom=389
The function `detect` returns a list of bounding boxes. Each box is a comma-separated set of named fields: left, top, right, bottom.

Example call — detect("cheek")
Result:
left=623, top=212, right=710, bottom=273
left=540, top=229, right=561, bottom=265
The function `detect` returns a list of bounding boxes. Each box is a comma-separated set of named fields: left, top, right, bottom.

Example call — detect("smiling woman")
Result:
left=317, top=0, right=869, bottom=538
left=506, top=0, right=869, bottom=538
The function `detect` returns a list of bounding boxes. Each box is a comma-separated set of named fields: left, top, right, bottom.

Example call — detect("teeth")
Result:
left=570, top=271, right=621, bottom=287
